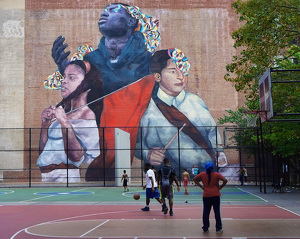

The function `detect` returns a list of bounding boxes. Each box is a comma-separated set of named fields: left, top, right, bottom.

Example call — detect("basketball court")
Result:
left=1, top=185, right=300, bottom=239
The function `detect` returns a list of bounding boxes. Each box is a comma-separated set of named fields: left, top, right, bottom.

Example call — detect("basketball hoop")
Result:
left=243, top=110, right=261, bottom=127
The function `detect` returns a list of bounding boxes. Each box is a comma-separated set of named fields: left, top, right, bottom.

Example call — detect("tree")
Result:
left=225, top=0, right=299, bottom=95
left=219, top=0, right=300, bottom=176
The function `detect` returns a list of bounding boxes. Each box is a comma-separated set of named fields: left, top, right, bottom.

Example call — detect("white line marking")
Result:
left=11, top=209, right=142, bottom=238
left=275, top=204, right=300, bottom=217
left=19, top=194, right=55, bottom=202
left=0, top=190, right=14, bottom=194
left=80, top=219, right=110, bottom=237
left=10, top=204, right=299, bottom=239
left=19, top=187, right=92, bottom=203
left=237, top=186, right=269, bottom=202
left=11, top=228, right=26, bottom=239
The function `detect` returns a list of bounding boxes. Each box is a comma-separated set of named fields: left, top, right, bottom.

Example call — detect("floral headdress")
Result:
left=44, top=44, right=94, bottom=90
left=168, top=48, right=190, bottom=76
left=105, top=4, right=160, bottom=55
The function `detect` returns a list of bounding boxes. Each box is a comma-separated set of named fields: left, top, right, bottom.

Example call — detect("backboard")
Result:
left=259, top=68, right=274, bottom=123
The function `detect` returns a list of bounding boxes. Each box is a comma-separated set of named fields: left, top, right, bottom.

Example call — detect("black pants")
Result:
left=239, top=175, right=244, bottom=185
left=202, top=196, right=222, bottom=231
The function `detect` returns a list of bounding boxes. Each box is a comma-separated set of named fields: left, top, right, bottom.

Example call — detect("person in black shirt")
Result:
left=157, top=158, right=180, bottom=216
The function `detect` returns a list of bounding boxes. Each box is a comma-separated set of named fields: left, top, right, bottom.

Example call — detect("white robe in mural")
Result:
left=136, top=88, right=223, bottom=171
left=37, top=119, right=100, bottom=168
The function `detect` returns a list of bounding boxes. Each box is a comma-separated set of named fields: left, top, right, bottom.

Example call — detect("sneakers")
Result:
left=162, top=204, right=169, bottom=214
left=203, top=230, right=209, bottom=234
left=164, top=206, right=169, bottom=215
left=141, top=206, right=150, bottom=211
left=169, top=209, right=173, bottom=216
left=216, top=229, right=223, bottom=234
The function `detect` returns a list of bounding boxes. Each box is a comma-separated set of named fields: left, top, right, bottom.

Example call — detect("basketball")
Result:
left=133, top=193, right=140, bottom=200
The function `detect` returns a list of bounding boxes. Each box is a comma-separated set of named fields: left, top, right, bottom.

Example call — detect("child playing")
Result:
left=121, top=170, right=129, bottom=192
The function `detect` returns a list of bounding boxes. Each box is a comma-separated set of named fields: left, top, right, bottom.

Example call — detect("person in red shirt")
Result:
left=193, top=162, right=228, bottom=234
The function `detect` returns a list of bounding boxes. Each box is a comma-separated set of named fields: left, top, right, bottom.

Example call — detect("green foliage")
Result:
left=225, top=0, right=300, bottom=98
left=220, top=0, right=300, bottom=162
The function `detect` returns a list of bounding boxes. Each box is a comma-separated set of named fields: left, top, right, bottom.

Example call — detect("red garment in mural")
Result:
left=87, top=75, right=155, bottom=179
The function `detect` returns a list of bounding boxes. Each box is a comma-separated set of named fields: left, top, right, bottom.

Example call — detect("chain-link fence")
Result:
left=0, top=126, right=294, bottom=188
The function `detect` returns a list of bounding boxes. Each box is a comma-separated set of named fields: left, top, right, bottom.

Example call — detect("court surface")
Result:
left=1, top=185, right=299, bottom=239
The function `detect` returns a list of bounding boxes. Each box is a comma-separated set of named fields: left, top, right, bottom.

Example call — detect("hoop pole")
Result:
left=259, top=116, right=267, bottom=194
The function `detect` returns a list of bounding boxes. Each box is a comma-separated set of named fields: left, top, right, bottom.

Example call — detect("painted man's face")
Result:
left=158, top=59, right=188, bottom=97
left=61, top=64, right=85, bottom=99
left=99, top=4, right=131, bottom=37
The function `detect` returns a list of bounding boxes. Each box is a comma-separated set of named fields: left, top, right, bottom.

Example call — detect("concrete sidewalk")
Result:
left=236, top=185, right=300, bottom=215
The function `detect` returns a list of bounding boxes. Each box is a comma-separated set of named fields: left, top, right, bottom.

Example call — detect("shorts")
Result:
left=123, top=179, right=128, bottom=187
left=183, top=178, right=188, bottom=187
left=146, top=187, right=160, bottom=199
left=160, top=185, right=173, bottom=199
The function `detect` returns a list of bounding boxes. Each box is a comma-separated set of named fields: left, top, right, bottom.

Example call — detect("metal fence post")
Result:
left=29, top=128, right=32, bottom=188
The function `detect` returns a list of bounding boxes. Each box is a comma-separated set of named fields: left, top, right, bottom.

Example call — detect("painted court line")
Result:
left=19, top=194, right=56, bottom=202
left=24, top=219, right=300, bottom=239
left=237, top=187, right=268, bottom=202
left=0, top=190, right=14, bottom=206
left=19, top=187, right=93, bottom=203
left=80, top=219, right=110, bottom=237
left=7, top=201, right=299, bottom=239
left=12, top=218, right=300, bottom=239
left=10, top=209, right=142, bottom=239
left=276, top=204, right=300, bottom=217
left=0, top=190, right=14, bottom=195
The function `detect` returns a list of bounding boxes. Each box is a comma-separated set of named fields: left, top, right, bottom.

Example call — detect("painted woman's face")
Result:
left=61, top=64, right=85, bottom=99
left=158, top=59, right=188, bottom=97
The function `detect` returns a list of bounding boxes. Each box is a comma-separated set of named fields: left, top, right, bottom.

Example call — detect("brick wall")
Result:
left=1, top=0, right=244, bottom=182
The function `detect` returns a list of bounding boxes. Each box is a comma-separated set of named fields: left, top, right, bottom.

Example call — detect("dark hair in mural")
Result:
left=56, top=60, right=104, bottom=126
left=149, top=50, right=170, bottom=74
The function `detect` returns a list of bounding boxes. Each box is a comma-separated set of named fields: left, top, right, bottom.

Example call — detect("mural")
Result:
left=42, top=3, right=160, bottom=182
left=26, top=2, right=238, bottom=183
left=135, top=49, right=228, bottom=173
left=37, top=59, right=103, bottom=182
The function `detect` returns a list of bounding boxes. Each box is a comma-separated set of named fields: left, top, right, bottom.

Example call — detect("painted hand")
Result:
left=52, top=35, right=70, bottom=74
left=147, top=147, right=165, bottom=166
left=55, top=106, right=68, bottom=126
left=41, top=105, right=56, bottom=127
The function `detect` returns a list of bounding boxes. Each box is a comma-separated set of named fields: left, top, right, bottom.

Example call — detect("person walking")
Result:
left=141, top=163, right=163, bottom=211
left=121, top=170, right=129, bottom=192
left=182, top=169, right=190, bottom=195
left=243, top=167, right=248, bottom=183
left=193, top=162, right=227, bottom=234
left=237, top=167, right=246, bottom=185
left=157, top=158, right=180, bottom=216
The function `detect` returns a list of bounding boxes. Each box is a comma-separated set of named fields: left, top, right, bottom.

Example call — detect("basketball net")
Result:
left=243, top=110, right=260, bottom=127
